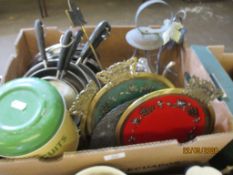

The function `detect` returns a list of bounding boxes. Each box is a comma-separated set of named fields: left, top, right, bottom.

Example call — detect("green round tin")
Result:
left=0, top=78, right=64, bottom=157
left=87, top=73, right=174, bottom=134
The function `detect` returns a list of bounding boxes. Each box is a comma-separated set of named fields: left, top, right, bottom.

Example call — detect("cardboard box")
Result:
left=191, top=45, right=233, bottom=115
left=1, top=26, right=233, bottom=175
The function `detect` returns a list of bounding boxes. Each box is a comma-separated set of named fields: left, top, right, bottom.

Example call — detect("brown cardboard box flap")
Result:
left=0, top=132, right=233, bottom=175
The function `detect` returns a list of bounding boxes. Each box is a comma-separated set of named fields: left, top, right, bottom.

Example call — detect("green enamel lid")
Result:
left=0, top=78, right=64, bottom=157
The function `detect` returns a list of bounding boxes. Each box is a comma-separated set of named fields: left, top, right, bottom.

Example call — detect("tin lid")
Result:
left=0, top=78, right=64, bottom=157
left=116, top=89, right=215, bottom=145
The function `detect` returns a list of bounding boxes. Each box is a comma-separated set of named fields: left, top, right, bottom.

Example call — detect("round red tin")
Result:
left=116, top=89, right=215, bottom=145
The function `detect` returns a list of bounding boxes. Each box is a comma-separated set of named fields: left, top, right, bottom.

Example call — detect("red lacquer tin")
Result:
left=116, top=88, right=215, bottom=145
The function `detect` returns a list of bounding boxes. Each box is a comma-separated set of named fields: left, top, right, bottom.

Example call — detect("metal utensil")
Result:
left=65, top=0, right=104, bottom=69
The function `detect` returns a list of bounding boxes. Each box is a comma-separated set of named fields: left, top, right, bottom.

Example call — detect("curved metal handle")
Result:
left=162, top=61, right=176, bottom=76
left=174, top=10, right=187, bottom=23
left=135, top=0, right=173, bottom=34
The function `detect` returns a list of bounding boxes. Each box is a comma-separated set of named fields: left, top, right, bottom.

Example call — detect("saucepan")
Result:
left=31, top=20, right=111, bottom=74
left=25, top=20, right=102, bottom=88
left=25, top=20, right=83, bottom=108
left=25, top=20, right=89, bottom=86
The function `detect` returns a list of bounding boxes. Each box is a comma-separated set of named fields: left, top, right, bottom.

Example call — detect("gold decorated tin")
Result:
left=116, top=75, right=222, bottom=145
left=86, top=57, right=175, bottom=135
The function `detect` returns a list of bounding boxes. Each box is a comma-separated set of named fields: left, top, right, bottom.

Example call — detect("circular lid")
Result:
left=116, top=89, right=214, bottom=145
left=126, top=27, right=164, bottom=50
left=0, top=78, right=64, bottom=157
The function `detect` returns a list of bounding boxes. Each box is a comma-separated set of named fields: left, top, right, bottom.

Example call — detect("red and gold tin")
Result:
left=116, top=88, right=215, bottom=145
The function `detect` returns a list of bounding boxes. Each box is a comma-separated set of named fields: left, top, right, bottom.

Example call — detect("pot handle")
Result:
left=57, top=30, right=73, bottom=79
left=78, top=21, right=111, bottom=64
left=34, top=19, right=48, bottom=66
left=65, top=30, right=83, bottom=70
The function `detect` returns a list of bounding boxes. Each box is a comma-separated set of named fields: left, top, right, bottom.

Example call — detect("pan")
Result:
left=24, top=20, right=89, bottom=89
left=27, top=23, right=81, bottom=108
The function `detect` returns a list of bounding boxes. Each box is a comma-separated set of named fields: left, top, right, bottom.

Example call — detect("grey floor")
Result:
left=0, top=0, right=233, bottom=75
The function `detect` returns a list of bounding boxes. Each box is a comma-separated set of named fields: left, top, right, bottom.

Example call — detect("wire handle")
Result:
left=135, top=0, right=173, bottom=34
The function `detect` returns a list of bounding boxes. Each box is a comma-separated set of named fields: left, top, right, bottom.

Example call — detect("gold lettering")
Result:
left=182, top=147, right=219, bottom=155
left=43, top=135, right=67, bottom=157
left=183, top=147, right=191, bottom=154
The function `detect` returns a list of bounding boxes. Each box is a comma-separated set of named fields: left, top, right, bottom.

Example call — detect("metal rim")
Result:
left=28, top=67, right=85, bottom=92
left=78, top=63, right=102, bottom=88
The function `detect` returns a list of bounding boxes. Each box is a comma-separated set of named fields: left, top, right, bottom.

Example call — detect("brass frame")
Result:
left=69, top=81, right=99, bottom=137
